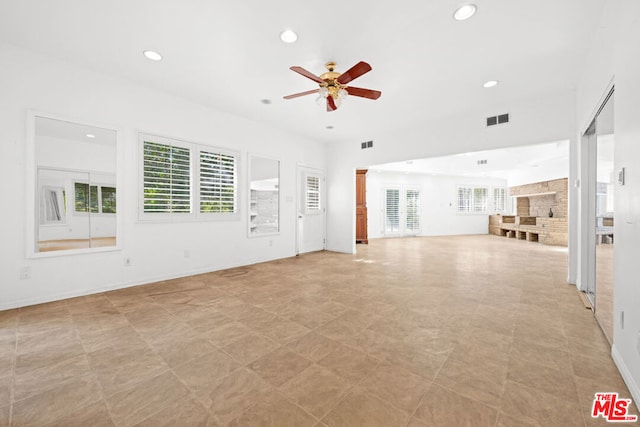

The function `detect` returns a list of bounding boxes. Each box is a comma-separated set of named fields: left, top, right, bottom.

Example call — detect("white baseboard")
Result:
left=0, top=253, right=291, bottom=311
left=612, top=344, right=640, bottom=409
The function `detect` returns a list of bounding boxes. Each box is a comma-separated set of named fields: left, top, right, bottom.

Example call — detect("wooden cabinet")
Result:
left=356, top=170, right=368, bottom=244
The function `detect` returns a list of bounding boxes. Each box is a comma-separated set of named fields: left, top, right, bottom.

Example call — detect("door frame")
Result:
left=295, top=164, right=326, bottom=255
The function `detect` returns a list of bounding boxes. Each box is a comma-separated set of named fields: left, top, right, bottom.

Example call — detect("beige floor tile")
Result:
left=507, top=356, right=579, bottom=401
left=222, top=332, right=280, bottom=365
left=11, top=374, right=102, bottom=427
left=173, top=350, right=241, bottom=406
left=87, top=346, right=169, bottom=397
left=202, top=321, right=254, bottom=347
left=0, top=404, right=9, bottom=427
left=381, top=341, right=448, bottom=379
left=44, top=400, right=115, bottom=427
left=153, top=335, right=217, bottom=368
left=208, top=368, right=273, bottom=425
left=227, top=392, right=316, bottom=427
left=433, top=355, right=507, bottom=408
left=321, top=388, right=408, bottom=427
left=132, top=394, right=217, bottom=427
left=500, top=380, right=584, bottom=427
left=413, top=384, right=498, bottom=426
left=0, top=376, right=11, bottom=409
left=0, top=236, right=624, bottom=426
left=248, top=347, right=312, bottom=387
left=286, top=332, right=341, bottom=362
left=317, top=343, right=379, bottom=384
left=279, top=364, right=351, bottom=418
left=360, top=361, right=430, bottom=414
left=105, top=371, right=190, bottom=427
left=13, top=353, right=92, bottom=402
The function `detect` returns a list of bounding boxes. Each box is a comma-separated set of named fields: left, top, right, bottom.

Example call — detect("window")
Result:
left=473, top=188, right=488, bottom=212
left=457, top=187, right=473, bottom=212
left=305, top=175, right=321, bottom=213
left=493, top=187, right=506, bottom=213
left=199, top=150, right=237, bottom=213
left=140, top=134, right=238, bottom=221
left=384, top=189, right=400, bottom=233
left=142, top=141, right=191, bottom=214
left=74, top=182, right=116, bottom=214
left=405, top=189, right=420, bottom=232
left=457, top=186, right=488, bottom=213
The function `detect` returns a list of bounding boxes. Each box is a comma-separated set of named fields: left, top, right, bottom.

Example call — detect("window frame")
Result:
left=73, top=181, right=117, bottom=215
left=456, top=185, right=490, bottom=214
left=304, top=173, right=322, bottom=215
left=138, top=133, right=240, bottom=222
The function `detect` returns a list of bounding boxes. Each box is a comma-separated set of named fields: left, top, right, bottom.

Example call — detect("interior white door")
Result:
left=297, top=166, right=325, bottom=254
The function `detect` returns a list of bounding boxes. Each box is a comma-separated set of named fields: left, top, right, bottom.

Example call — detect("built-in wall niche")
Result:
left=31, top=114, right=118, bottom=255
left=248, top=155, right=279, bottom=236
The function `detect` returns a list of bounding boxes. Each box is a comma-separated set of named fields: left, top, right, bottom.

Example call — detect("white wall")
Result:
left=575, top=0, right=640, bottom=405
left=0, top=42, right=325, bottom=309
left=366, top=171, right=507, bottom=238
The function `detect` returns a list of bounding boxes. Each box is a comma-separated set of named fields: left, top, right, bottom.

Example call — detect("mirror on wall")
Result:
left=249, top=155, right=279, bottom=236
left=34, top=116, right=117, bottom=253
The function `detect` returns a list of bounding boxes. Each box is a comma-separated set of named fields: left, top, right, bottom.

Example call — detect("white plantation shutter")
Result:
left=493, top=187, right=506, bottom=212
left=405, top=189, right=420, bottom=232
left=457, top=187, right=472, bottom=212
left=199, top=150, right=237, bottom=213
left=305, top=175, right=320, bottom=213
left=143, top=140, right=191, bottom=213
left=385, top=189, right=400, bottom=233
left=473, top=188, right=488, bottom=212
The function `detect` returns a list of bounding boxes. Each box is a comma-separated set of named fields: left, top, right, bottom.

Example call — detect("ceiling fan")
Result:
left=283, top=61, right=382, bottom=112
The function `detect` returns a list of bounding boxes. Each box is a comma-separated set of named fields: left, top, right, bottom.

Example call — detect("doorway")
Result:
left=296, top=165, right=325, bottom=254
left=382, top=187, right=421, bottom=237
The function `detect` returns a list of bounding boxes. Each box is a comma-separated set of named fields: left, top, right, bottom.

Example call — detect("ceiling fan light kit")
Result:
left=283, top=61, right=382, bottom=112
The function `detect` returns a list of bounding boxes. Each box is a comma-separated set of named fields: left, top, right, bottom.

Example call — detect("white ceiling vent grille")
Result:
left=486, top=113, right=509, bottom=127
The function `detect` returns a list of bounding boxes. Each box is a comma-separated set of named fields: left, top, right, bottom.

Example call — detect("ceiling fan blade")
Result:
left=290, top=66, right=325, bottom=84
left=336, top=61, right=372, bottom=85
left=327, top=96, right=337, bottom=112
left=345, top=86, right=382, bottom=100
left=283, top=89, right=320, bottom=100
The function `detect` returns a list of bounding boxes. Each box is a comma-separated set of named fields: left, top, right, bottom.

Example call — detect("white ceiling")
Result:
left=0, top=0, right=605, bottom=144
left=369, top=140, right=569, bottom=182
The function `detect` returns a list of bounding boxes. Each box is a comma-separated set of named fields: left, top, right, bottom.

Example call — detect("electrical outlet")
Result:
left=269, top=240, right=273, bottom=247
left=124, top=257, right=132, bottom=267
left=19, top=266, right=31, bottom=280
left=184, top=250, right=190, bottom=258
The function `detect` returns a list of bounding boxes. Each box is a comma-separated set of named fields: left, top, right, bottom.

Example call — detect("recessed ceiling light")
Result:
left=453, top=4, right=477, bottom=21
left=86, top=134, right=96, bottom=138
left=280, top=30, right=298, bottom=43
left=483, top=80, right=499, bottom=88
left=260, top=99, right=272, bottom=105
left=143, top=50, right=162, bottom=61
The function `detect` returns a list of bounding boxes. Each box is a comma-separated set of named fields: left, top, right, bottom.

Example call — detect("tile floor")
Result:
left=0, top=235, right=637, bottom=426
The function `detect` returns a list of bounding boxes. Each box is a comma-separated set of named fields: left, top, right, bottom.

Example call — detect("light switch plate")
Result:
left=618, top=167, right=626, bottom=185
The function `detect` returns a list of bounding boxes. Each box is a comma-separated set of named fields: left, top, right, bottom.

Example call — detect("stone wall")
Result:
left=488, top=178, right=568, bottom=246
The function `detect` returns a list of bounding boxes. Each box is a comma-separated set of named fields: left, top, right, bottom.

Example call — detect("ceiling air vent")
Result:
left=477, top=159, right=488, bottom=165
left=486, top=113, right=509, bottom=127
left=361, top=140, right=373, bottom=149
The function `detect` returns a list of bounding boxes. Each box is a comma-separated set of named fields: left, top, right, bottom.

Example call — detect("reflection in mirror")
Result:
left=249, top=156, right=279, bottom=235
left=35, top=116, right=117, bottom=253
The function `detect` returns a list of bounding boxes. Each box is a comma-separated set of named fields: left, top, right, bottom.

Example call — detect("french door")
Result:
left=383, top=188, right=421, bottom=237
